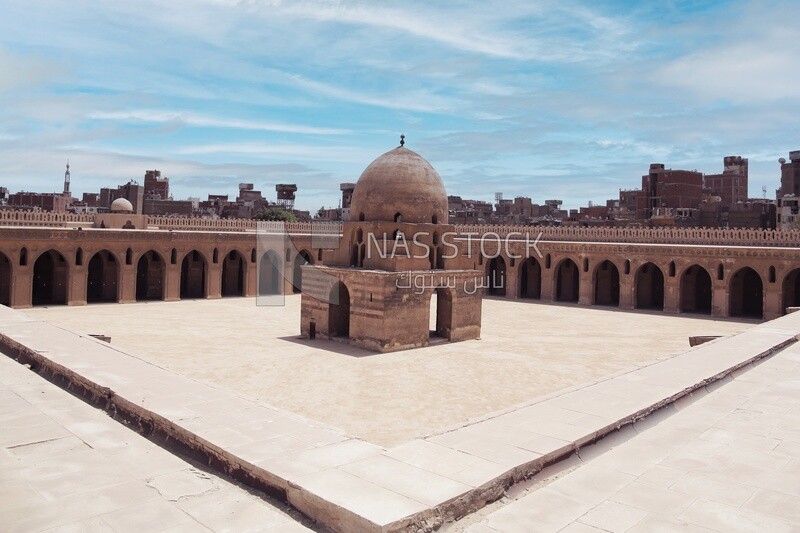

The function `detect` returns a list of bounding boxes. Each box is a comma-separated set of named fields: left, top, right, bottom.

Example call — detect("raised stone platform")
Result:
left=0, top=344, right=310, bottom=532
left=1, top=306, right=798, bottom=532
left=464, top=340, right=800, bottom=532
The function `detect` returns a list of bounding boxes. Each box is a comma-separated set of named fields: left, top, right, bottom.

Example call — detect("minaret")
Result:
left=63, top=160, right=71, bottom=195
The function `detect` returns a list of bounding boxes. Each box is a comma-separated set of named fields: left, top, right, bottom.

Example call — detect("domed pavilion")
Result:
left=300, top=138, right=483, bottom=352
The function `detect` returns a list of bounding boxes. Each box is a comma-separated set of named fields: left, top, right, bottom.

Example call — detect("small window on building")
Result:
left=624, top=260, right=631, bottom=275
left=583, top=258, right=589, bottom=272
left=669, top=261, right=676, bottom=277
left=717, top=264, right=724, bottom=281
left=76, top=248, right=83, bottom=266
left=171, top=248, right=177, bottom=264
left=126, top=248, right=133, bottom=265
left=20, top=247, right=28, bottom=266
left=769, top=266, right=776, bottom=283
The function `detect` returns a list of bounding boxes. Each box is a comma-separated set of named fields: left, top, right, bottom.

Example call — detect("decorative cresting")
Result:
left=1, top=210, right=799, bottom=246
left=349, top=144, right=449, bottom=224
left=454, top=224, right=800, bottom=247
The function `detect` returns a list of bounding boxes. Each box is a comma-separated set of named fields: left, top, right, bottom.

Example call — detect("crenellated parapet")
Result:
left=453, top=224, right=800, bottom=247
left=3, top=210, right=797, bottom=247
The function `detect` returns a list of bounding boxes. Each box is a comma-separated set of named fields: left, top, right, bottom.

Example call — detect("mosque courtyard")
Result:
left=4, top=294, right=799, bottom=531
left=23, top=296, right=753, bottom=447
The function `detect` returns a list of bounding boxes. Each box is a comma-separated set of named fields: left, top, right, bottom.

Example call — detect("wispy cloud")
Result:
left=89, top=110, right=350, bottom=135
left=0, top=0, right=796, bottom=211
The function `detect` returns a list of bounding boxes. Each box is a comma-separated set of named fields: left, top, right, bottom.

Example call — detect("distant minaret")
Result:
left=63, top=160, right=71, bottom=195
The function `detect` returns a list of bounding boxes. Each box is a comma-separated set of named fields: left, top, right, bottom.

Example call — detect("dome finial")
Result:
left=399, top=133, right=405, bottom=147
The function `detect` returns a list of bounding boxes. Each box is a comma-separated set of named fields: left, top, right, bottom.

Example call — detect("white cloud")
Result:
left=656, top=14, right=799, bottom=103
left=276, top=3, right=530, bottom=59
left=88, top=110, right=350, bottom=135
left=173, top=142, right=373, bottom=163
left=0, top=47, right=62, bottom=92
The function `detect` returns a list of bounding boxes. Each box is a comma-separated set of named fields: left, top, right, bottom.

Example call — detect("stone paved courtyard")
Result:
left=455, top=339, right=800, bottom=532
left=24, top=296, right=754, bottom=447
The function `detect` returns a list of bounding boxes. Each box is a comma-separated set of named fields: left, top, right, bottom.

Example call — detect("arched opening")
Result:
left=328, top=281, right=350, bottom=338
left=258, top=250, right=282, bottom=296
left=783, top=268, right=800, bottom=314
left=635, top=262, right=664, bottom=310
left=32, top=250, right=68, bottom=306
left=555, top=258, right=579, bottom=302
left=519, top=257, right=541, bottom=299
left=358, top=212, right=365, bottom=221
left=292, top=250, right=312, bottom=294
left=431, top=214, right=438, bottom=224
left=669, top=261, right=676, bottom=277
left=171, top=248, right=178, bottom=264
left=76, top=248, right=83, bottom=266
left=0, top=252, right=11, bottom=306
left=680, top=265, right=712, bottom=314
left=487, top=256, right=506, bottom=296
left=729, top=267, right=763, bottom=319
left=221, top=250, right=245, bottom=297
left=430, top=288, right=453, bottom=340
left=136, top=251, right=165, bottom=301
left=87, top=250, right=118, bottom=303
left=180, top=250, right=207, bottom=299
left=593, top=260, right=620, bottom=306
left=125, top=248, right=133, bottom=265
left=394, top=212, right=402, bottom=223
left=20, top=247, right=28, bottom=266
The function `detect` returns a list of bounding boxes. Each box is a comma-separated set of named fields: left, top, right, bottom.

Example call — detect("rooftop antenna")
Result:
left=399, top=133, right=405, bottom=147
left=762, top=185, right=767, bottom=199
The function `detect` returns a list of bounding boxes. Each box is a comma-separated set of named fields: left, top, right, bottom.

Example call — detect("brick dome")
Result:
left=350, top=145, right=448, bottom=224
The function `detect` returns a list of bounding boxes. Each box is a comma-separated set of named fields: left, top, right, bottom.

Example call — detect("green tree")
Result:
left=253, top=207, right=297, bottom=222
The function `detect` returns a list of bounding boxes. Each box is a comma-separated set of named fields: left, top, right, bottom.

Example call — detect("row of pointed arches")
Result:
left=0, top=247, right=315, bottom=306
left=486, top=255, right=800, bottom=319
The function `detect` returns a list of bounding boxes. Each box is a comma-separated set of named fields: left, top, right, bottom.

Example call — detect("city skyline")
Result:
left=1, top=0, right=798, bottom=211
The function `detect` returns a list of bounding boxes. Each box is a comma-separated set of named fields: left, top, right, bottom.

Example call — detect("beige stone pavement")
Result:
left=460, top=340, right=800, bottom=533
left=23, top=296, right=754, bottom=447
left=0, top=354, right=311, bottom=533
left=3, top=302, right=798, bottom=532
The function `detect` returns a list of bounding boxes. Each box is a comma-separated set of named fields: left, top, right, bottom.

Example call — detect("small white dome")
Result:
left=110, top=198, right=134, bottom=213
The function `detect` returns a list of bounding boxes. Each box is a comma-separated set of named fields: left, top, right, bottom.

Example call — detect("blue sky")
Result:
left=0, top=0, right=797, bottom=212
